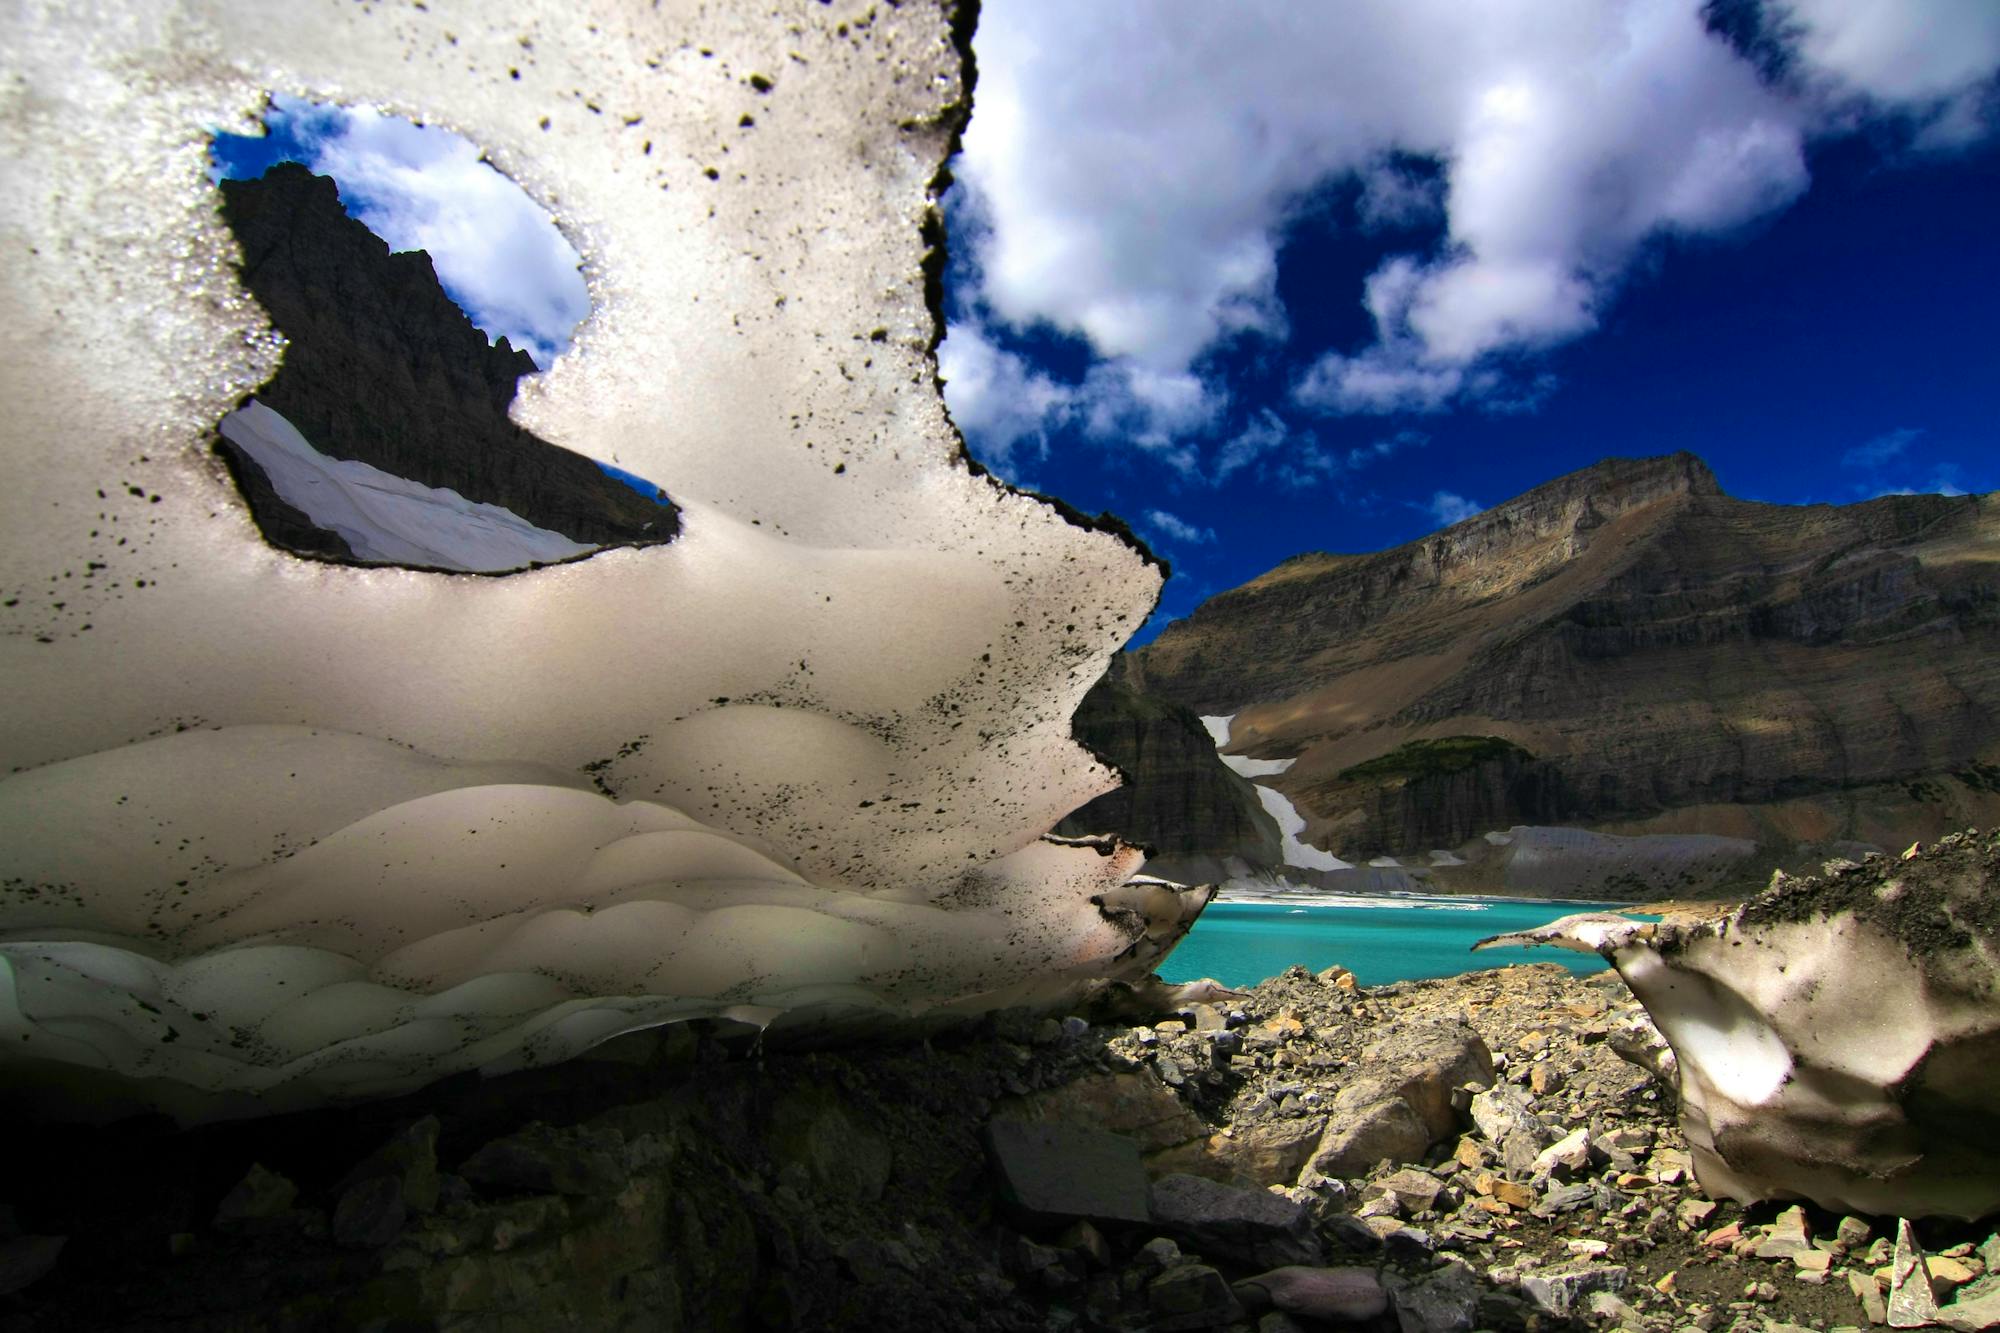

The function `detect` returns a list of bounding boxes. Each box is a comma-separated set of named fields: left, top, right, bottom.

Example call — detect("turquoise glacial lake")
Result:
left=1160, top=894, right=1632, bottom=989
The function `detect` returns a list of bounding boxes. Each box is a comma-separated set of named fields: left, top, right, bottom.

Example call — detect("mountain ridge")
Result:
left=1124, top=451, right=2000, bottom=890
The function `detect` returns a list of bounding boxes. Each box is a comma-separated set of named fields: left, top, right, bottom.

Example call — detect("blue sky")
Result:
left=214, top=3, right=2000, bottom=645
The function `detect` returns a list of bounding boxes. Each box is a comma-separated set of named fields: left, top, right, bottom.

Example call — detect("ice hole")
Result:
left=208, top=97, right=678, bottom=573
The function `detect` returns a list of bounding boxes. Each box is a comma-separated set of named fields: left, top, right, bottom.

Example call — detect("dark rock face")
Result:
left=1054, top=657, right=1281, bottom=878
left=1132, top=452, right=2000, bottom=865
left=217, top=162, right=678, bottom=557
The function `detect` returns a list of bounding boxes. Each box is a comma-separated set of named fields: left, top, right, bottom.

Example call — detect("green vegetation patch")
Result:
left=1958, top=760, right=2000, bottom=794
left=1337, top=735, right=1533, bottom=784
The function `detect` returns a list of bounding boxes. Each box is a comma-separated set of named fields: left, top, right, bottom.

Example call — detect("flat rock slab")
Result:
left=1148, top=1172, right=1323, bottom=1269
left=1519, top=1261, right=1628, bottom=1318
left=985, top=1119, right=1150, bottom=1225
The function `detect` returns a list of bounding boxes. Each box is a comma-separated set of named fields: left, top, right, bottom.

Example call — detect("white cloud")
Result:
left=1842, top=426, right=1923, bottom=469
left=259, top=96, right=588, bottom=368
left=1772, top=0, right=2000, bottom=146
left=956, top=2, right=2000, bottom=424
left=1144, top=509, right=1217, bottom=546
left=957, top=1, right=1815, bottom=411
left=1212, top=409, right=1290, bottom=483
left=937, top=322, right=1074, bottom=472
left=1356, top=159, right=1444, bottom=233
left=1425, top=491, right=1485, bottom=526
left=1075, top=361, right=1225, bottom=473
left=1870, top=475, right=1968, bottom=499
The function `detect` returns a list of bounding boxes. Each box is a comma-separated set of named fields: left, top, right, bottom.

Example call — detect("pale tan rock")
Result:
left=1927, top=1256, right=1976, bottom=1301
left=1890, top=1219, right=1942, bottom=1329
left=1851, top=1268, right=1890, bottom=1326
left=1755, top=1206, right=1813, bottom=1260
left=996, top=1070, right=1207, bottom=1156
left=1678, top=1198, right=1718, bottom=1228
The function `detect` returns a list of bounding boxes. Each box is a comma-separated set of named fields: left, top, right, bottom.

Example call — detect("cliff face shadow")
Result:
left=214, top=155, right=679, bottom=573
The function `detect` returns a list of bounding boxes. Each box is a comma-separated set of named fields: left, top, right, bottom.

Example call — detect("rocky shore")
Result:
left=7, top=946, right=1995, bottom=1332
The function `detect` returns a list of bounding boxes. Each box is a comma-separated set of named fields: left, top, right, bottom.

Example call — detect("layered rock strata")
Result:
left=1132, top=453, right=2000, bottom=880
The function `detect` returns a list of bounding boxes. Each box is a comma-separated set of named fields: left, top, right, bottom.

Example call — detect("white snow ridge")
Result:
left=221, top=400, right=597, bottom=571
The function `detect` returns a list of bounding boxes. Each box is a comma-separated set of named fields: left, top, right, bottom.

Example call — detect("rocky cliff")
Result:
left=217, top=162, right=678, bottom=557
left=1055, top=658, right=1283, bottom=880
left=1131, top=453, right=2000, bottom=884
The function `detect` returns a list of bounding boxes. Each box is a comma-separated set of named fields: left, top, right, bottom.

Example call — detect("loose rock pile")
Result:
left=4, top=961, right=1997, bottom=1331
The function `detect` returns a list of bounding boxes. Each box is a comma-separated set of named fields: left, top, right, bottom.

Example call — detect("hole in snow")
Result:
left=208, top=96, right=677, bottom=573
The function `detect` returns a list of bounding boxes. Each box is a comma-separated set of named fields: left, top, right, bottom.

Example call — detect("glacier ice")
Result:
left=0, top=0, right=1204, bottom=1121
left=1477, top=832, right=2000, bottom=1220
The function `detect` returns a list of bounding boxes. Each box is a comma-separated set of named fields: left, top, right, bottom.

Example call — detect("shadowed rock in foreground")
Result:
left=18, top=957, right=1995, bottom=1329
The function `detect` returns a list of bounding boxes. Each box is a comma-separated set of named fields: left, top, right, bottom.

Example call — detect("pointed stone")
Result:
left=1889, top=1218, right=1941, bottom=1329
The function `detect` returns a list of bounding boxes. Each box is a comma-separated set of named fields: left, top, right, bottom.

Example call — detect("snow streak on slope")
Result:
left=1200, top=715, right=1352, bottom=873
left=221, top=400, right=597, bottom=571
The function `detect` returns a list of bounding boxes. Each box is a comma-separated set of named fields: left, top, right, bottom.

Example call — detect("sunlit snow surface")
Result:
left=221, top=400, right=597, bottom=570
left=0, top=1, right=1199, bottom=1121
left=1200, top=714, right=1353, bottom=872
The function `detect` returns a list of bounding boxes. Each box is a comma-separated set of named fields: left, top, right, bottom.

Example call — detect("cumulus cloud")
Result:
left=954, top=1, right=1999, bottom=424
left=1144, top=509, right=1217, bottom=546
left=1770, top=0, right=2000, bottom=146
left=1073, top=362, right=1225, bottom=474
left=938, top=322, right=1074, bottom=472
left=224, top=96, right=589, bottom=367
left=958, top=2, right=1812, bottom=409
left=1425, top=491, right=1485, bottom=526
left=1842, top=426, right=1923, bottom=469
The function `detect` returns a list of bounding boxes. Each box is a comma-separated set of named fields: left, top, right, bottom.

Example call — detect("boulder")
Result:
left=995, top=1069, right=1207, bottom=1156
left=0, top=1236, right=64, bottom=1297
left=1148, top=1263, right=1246, bottom=1330
left=213, top=1163, right=298, bottom=1227
left=331, top=1175, right=406, bottom=1249
left=1387, top=1258, right=1483, bottom=1333
left=1300, top=1084, right=1432, bottom=1182
left=1890, top=1217, right=1943, bottom=1328
left=459, top=1122, right=627, bottom=1198
left=336, top=1116, right=441, bottom=1215
left=1530, top=1126, right=1593, bottom=1181
left=1468, top=1084, right=1535, bottom=1144
left=768, top=1083, right=892, bottom=1202
left=1362, top=1168, right=1447, bottom=1215
left=1360, top=1021, right=1494, bottom=1140
left=1753, top=1204, right=1813, bottom=1260
left=985, top=1119, right=1151, bottom=1226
